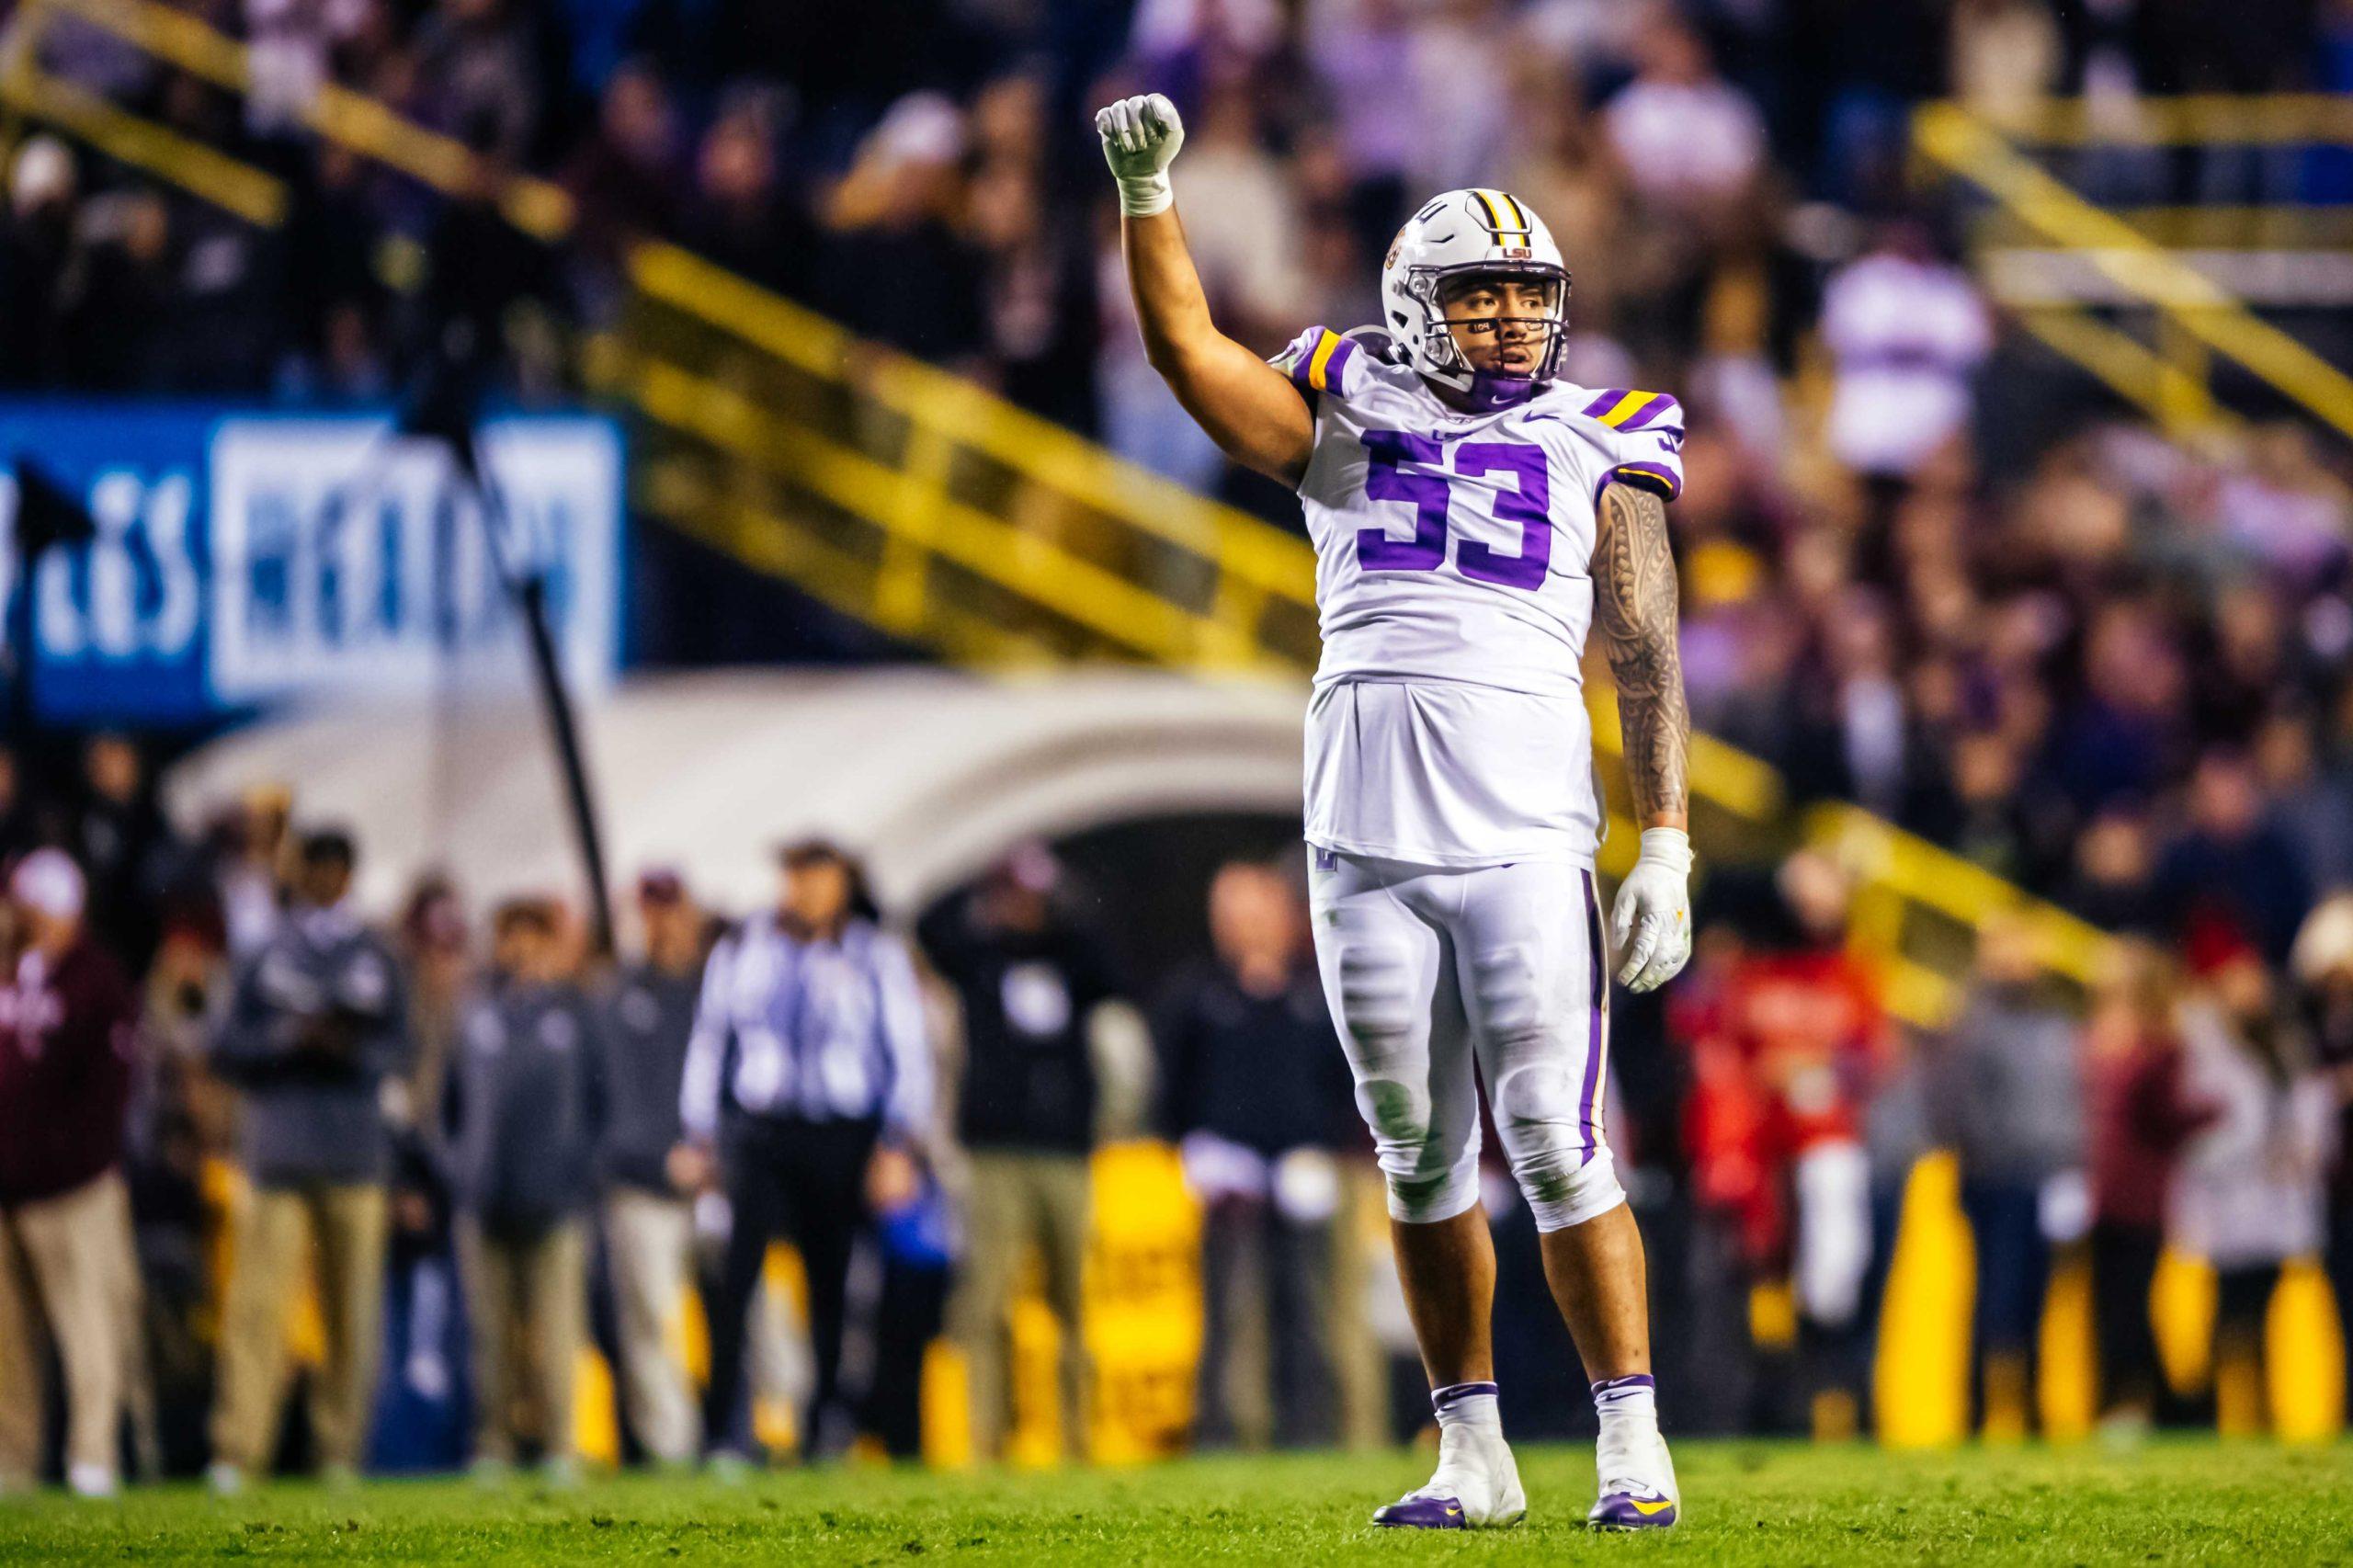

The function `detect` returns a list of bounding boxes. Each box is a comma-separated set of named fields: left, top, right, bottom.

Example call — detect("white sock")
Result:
left=66, top=1462, right=116, bottom=1498
left=1593, top=1374, right=1659, bottom=1449
left=1432, top=1380, right=1502, bottom=1437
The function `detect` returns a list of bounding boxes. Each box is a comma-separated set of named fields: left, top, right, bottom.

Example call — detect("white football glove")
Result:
left=1096, top=93, right=1184, bottom=217
left=1609, top=827, right=1693, bottom=994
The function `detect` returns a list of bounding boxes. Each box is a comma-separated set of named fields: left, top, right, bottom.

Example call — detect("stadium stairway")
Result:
left=7, top=0, right=2342, bottom=1448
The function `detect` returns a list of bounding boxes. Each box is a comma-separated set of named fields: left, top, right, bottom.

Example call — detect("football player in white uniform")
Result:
left=1099, top=95, right=1692, bottom=1530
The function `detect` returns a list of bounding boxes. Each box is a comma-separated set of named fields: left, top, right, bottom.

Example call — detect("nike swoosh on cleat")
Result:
left=1589, top=1491, right=1678, bottom=1530
left=1373, top=1494, right=1470, bottom=1529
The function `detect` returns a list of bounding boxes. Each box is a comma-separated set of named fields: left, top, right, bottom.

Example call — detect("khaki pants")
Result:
left=1327, top=1160, right=1389, bottom=1451
left=108, top=1210, right=159, bottom=1481
left=0, top=1172, right=134, bottom=1487
left=949, top=1150, right=1090, bottom=1461
left=603, top=1188, right=699, bottom=1464
left=209, top=1181, right=390, bottom=1474
left=460, top=1219, right=585, bottom=1465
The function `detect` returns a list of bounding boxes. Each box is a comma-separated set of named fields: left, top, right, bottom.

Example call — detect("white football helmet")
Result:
left=1381, top=188, right=1571, bottom=403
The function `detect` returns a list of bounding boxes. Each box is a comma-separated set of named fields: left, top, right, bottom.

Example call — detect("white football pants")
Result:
left=1306, top=848, right=1625, bottom=1232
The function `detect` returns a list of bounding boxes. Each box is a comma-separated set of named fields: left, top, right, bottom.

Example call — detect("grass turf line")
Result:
left=0, top=1438, right=2347, bottom=1564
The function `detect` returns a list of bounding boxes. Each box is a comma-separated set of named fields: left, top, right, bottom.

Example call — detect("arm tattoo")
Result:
left=1593, top=482, right=1689, bottom=826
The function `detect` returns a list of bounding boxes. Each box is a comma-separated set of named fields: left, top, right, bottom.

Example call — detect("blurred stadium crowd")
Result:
left=0, top=753, right=1381, bottom=1488
left=1, top=0, right=2352, bottom=1494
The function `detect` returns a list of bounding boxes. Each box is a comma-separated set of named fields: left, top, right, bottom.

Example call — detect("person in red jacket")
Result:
left=2085, top=938, right=2218, bottom=1434
left=0, top=848, right=139, bottom=1496
left=1684, top=853, right=1891, bottom=1430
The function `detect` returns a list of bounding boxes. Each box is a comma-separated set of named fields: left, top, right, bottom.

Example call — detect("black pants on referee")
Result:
left=707, top=1113, right=879, bottom=1460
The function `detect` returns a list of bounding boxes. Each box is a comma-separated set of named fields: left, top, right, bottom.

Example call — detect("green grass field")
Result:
left=2, top=1439, right=2347, bottom=1565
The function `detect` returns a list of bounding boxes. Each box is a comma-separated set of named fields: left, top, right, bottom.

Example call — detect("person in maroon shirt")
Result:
left=0, top=848, right=140, bottom=1496
left=2084, top=938, right=2219, bottom=1433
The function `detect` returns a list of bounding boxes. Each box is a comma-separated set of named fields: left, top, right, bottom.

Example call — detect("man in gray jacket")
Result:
left=447, top=898, right=605, bottom=1482
left=207, top=829, right=411, bottom=1493
left=597, top=869, right=706, bottom=1467
left=1936, top=915, right=2088, bottom=1433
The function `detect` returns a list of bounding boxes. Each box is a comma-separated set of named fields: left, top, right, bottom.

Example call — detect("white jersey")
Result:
left=1272, top=324, right=1686, bottom=868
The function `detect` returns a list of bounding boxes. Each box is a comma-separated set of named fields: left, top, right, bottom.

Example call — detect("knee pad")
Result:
left=1334, top=942, right=1420, bottom=1054
left=1516, top=1147, right=1625, bottom=1232
left=1490, top=1060, right=1623, bottom=1232
left=1355, top=1076, right=1483, bottom=1225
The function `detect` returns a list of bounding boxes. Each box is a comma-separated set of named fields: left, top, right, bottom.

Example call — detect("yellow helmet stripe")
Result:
left=1500, top=191, right=1531, bottom=232
left=1306, top=329, right=1343, bottom=392
left=1468, top=188, right=1505, bottom=233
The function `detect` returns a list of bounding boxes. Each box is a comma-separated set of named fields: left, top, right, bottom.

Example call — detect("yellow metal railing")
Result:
left=596, top=241, right=1323, bottom=673
left=34, top=0, right=574, bottom=236
left=0, top=2, right=288, bottom=222
left=0, top=64, right=288, bottom=223
left=1806, top=802, right=2111, bottom=1028
left=1980, top=93, right=2353, bottom=146
left=1976, top=204, right=2353, bottom=248
left=1915, top=100, right=2353, bottom=447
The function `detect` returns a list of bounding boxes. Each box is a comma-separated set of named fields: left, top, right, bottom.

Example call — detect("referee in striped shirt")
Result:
left=675, top=841, right=932, bottom=1462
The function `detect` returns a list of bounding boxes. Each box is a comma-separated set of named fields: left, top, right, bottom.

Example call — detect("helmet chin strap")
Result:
left=1419, top=327, right=1545, bottom=412
left=1461, top=371, right=1540, bottom=411
left=1418, top=365, right=1540, bottom=414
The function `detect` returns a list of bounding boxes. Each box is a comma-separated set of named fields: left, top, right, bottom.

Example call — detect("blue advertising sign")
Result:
left=0, top=405, right=623, bottom=723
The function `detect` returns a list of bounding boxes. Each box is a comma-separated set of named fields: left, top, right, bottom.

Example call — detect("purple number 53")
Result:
left=1356, top=432, right=1552, bottom=591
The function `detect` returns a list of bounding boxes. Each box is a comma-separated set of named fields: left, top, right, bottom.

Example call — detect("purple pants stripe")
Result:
left=1578, top=868, right=1606, bottom=1165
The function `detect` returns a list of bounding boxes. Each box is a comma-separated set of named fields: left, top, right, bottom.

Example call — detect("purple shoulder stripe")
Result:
left=1324, top=334, right=1358, bottom=394
left=1582, top=388, right=1630, bottom=418
left=1615, top=392, right=1680, bottom=433
left=1287, top=336, right=1320, bottom=393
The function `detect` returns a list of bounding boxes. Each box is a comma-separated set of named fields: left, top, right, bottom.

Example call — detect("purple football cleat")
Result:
left=1588, top=1488, right=1678, bottom=1530
left=1373, top=1494, right=1470, bottom=1529
left=1372, top=1418, right=1526, bottom=1529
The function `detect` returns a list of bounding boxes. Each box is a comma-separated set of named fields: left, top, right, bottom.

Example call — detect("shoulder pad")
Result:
left=1271, top=324, right=1366, bottom=399
left=1570, top=387, right=1683, bottom=435
left=1531, top=384, right=1686, bottom=502
left=1351, top=327, right=1405, bottom=366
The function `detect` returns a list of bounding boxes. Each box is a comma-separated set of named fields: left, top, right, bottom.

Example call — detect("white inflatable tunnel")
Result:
left=164, top=669, right=1311, bottom=918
